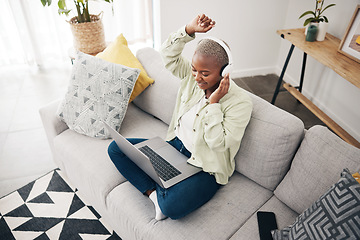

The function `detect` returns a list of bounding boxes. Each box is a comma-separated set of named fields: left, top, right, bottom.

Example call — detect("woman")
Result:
left=108, top=14, right=252, bottom=220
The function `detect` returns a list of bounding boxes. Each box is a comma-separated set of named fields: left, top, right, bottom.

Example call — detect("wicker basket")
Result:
left=68, top=13, right=106, bottom=55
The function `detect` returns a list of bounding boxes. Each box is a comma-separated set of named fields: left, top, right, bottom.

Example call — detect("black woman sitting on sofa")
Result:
left=108, top=14, right=253, bottom=220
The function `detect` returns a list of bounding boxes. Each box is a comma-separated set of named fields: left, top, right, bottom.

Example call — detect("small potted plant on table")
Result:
left=41, top=0, right=113, bottom=55
left=299, top=0, right=335, bottom=41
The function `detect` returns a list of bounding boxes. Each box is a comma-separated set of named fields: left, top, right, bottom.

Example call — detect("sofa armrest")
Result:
left=39, top=99, right=68, bottom=155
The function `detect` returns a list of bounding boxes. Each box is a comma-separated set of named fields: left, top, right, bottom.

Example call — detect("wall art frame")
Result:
left=338, top=5, right=360, bottom=63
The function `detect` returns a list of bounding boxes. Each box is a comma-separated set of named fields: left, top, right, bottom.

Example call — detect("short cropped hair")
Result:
left=195, top=39, right=229, bottom=68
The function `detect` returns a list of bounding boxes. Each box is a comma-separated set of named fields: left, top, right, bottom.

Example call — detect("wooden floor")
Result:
left=233, top=74, right=326, bottom=129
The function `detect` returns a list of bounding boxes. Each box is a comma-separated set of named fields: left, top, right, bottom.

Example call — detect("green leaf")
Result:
left=58, top=8, right=71, bottom=16
left=41, top=0, right=113, bottom=17
left=57, top=0, right=66, bottom=10
left=299, top=11, right=316, bottom=19
left=323, top=16, right=328, bottom=22
left=40, top=0, right=51, bottom=6
left=304, top=18, right=316, bottom=26
left=320, top=4, right=336, bottom=15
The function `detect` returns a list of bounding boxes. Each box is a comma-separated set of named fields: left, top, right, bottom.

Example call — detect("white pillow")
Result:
left=57, top=52, right=140, bottom=139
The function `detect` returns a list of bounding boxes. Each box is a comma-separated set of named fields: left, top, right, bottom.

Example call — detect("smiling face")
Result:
left=191, top=52, right=223, bottom=97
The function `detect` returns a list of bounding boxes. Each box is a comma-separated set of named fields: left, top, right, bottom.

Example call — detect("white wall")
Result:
left=154, top=0, right=289, bottom=77
left=155, top=0, right=360, bottom=142
left=278, top=0, right=360, bottom=141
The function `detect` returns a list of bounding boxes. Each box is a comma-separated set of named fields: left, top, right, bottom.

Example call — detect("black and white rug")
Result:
left=0, top=169, right=121, bottom=240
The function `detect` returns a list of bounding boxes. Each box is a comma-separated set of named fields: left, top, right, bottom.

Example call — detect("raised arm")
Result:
left=160, top=14, right=216, bottom=80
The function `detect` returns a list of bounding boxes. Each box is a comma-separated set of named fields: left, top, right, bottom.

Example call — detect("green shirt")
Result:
left=161, top=26, right=253, bottom=185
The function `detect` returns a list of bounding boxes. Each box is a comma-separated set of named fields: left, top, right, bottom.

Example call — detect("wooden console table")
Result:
left=272, top=28, right=360, bottom=148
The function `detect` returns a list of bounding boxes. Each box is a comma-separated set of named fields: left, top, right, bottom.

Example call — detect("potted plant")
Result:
left=41, top=0, right=113, bottom=55
left=299, top=0, right=335, bottom=41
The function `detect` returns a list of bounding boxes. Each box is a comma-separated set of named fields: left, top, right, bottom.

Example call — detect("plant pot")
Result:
left=316, top=22, right=328, bottom=41
left=305, top=22, right=319, bottom=36
left=68, top=14, right=106, bottom=55
left=306, top=25, right=318, bottom=42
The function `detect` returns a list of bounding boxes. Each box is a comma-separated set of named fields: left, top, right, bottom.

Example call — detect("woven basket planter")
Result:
left=68, top=14, right=106, bottom=55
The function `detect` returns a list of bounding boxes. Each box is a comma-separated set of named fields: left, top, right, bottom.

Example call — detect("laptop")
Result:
left=104, top=122, right=202, bottom=189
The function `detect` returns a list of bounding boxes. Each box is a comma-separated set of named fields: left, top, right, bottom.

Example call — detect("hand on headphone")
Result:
left=209, top=73, right=230, bottom=104
left=186, top=14, right=216, bottom=36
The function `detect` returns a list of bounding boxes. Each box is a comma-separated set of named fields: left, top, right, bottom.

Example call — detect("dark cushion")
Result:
left=272, top=169, right=360, bottom=240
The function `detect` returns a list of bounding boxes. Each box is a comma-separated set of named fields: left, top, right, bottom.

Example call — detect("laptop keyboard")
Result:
left=138, top=145, right=182, bottom=182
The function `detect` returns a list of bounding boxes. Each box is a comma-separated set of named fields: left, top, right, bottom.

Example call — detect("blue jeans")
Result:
left=107, top=137, right=220, bottom=219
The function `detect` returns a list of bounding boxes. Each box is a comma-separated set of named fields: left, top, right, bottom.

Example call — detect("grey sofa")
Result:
left=39, top=47, right=360, bottom=240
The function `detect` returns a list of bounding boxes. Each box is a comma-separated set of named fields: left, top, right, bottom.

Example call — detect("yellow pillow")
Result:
left=96, top=34, right=154, bottom=102
left=353, top=172, right=360, bottom=184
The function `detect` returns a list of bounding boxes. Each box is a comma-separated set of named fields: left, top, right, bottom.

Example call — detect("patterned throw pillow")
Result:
left=272, top=169, right=360, bottom=240
left=57, top=52, right=140, bottom=139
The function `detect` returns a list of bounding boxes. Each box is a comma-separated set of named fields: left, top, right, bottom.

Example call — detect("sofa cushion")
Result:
left=272, top=169, right=360, bottom=240
left=229, top=196, right=298, bottom=240
left=119, top=103, right=169, bottom=139
left=274, top=125, right=360, bottom=214
left=57, top=52, right=140, bottom=139
left=106, top=173, right=273, bottom=240
left=96, top=34, right=155, bottom=102
left=235, top=92, right=305, bottom=191
left=134, top=47, right=180, bottom=125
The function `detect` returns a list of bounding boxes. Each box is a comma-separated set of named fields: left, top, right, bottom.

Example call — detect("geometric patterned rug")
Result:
left=0, top=169, right=122, bottom=240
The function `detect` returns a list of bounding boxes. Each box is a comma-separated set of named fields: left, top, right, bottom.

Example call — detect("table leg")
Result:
left=271, top=44, right=295, bottom=104
left=298, top=52, right=307, bottom=93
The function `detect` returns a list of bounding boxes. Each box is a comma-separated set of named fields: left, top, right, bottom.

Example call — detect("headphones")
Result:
left=203, top=37, right=233, bottom=77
